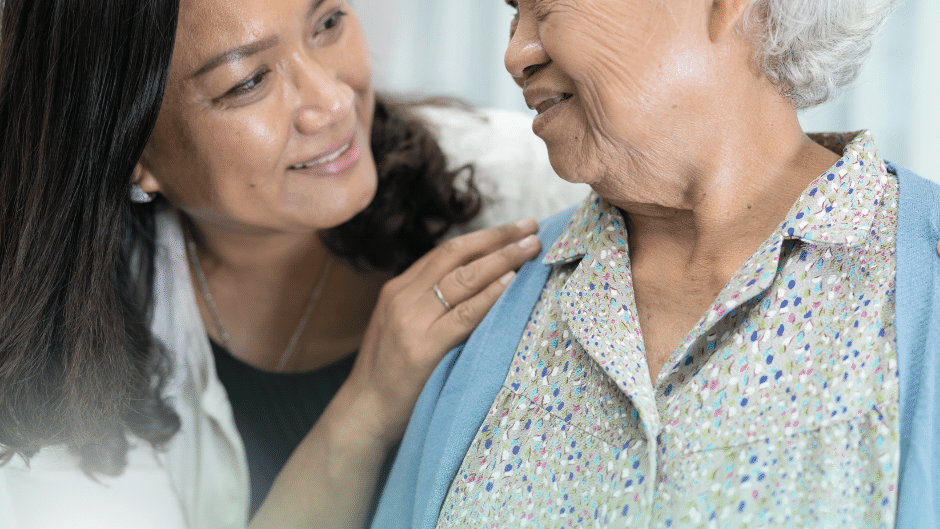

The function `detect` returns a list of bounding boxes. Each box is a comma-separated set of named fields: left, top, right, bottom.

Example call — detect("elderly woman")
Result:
left=375, top=0, right=939, bottom=527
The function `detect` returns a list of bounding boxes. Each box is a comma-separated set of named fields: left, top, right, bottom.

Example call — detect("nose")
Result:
left=504, top=11, right=549, bottom=88
left=291, top=54, right=354, bottom=135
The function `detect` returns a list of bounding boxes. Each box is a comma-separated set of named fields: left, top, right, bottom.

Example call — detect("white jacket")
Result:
left=0, top=107, right=586, bottom=529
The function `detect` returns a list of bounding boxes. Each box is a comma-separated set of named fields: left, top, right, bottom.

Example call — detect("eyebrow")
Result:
left=190, top=0, right=329, bottom=79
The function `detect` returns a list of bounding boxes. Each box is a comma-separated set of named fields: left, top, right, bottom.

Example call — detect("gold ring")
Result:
left=432, top=283, right=452, bottom=310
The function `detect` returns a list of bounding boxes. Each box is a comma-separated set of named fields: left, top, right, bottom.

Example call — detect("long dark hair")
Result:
left=0, top=0, right=480, bottom=474
left=0, top=0, right=182, bottom=473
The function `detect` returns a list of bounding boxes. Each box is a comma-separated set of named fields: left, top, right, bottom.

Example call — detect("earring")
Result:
left=129, top=184, right=155, bottom=203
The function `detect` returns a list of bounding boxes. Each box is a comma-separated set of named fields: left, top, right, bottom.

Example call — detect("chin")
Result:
left=327, top=179, right=379, bottom=229
left=546, top=150, right=597, bottom=186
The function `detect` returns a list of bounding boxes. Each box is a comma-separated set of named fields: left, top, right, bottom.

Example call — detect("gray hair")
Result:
left=744, top=0, right=900, bottom=109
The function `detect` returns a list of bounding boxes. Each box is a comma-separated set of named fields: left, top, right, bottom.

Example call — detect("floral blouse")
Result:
left=437, top=131, right=900, bottom=528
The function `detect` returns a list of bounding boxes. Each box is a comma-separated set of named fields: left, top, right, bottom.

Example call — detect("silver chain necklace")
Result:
left=186, top=238, right=333, bottom=372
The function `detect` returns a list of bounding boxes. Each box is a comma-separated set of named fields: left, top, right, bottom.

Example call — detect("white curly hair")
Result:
left=744, top=0, right=901, bottom=109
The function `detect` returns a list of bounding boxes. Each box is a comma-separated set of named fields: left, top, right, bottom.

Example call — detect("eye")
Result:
left=322, top=9, right=346, bottom=31
left=312, top=8, right=347, bottom=45
left=223, top=67, right=270, bottom=99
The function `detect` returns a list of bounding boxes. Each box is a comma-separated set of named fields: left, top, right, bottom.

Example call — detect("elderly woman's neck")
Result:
left=620, top=111, right=841, bottom=289
left=616, top=103, right=840, bottom=381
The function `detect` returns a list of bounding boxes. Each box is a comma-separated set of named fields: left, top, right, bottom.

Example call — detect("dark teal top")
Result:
left=210, top=339, right=355, bottom=519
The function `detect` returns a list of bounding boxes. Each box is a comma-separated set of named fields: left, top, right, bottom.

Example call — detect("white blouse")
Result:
left=0, top=106, right=587, bottom=529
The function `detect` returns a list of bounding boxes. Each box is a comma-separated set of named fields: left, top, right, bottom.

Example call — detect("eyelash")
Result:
left=228, top=67, right=270, bottom=97
left=320, top=9, right=347, bottom=33
left=222, top=7, right=348, bottom=100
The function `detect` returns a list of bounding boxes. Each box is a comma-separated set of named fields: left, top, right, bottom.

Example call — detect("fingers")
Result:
left=431, top=231, right=540, bottom=309
left=432, top=269, right=518, bottom=352
left=402, top=217, right=539, bottom=285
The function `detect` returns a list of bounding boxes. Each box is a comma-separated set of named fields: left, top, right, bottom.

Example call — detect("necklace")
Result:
left=186, top=239, right=333, bottom=373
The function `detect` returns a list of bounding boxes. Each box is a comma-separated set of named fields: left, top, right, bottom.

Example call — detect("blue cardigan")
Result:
left=373, top=163, right=939, bottom=529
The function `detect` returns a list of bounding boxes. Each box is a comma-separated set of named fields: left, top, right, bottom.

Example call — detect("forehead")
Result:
left=173, top=0, right=283, bottom=71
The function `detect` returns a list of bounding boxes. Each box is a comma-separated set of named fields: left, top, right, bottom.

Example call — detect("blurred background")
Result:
left=356, top=0, right=938, bottom=181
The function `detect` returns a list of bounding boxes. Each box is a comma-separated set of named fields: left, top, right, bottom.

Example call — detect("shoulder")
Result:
left=891, top=161, right=940, bottom=280
left=412, top=104, right=590, bottom=234
left=888, top=160, right=940, bottom=349
left=887, top=161, right=940, bottom=527
left=892, top=162, right=940, bottom=232
left=148, top=207, right=250, bottom=528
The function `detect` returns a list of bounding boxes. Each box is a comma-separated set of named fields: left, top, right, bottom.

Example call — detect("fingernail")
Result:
left=500, top=270, right=516, bottom=285
left=517, top=234, right=539, bottom=249
left=515, top=218, right=537, bottom=231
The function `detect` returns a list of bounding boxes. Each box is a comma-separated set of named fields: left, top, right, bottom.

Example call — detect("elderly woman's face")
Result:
left=141, top=0, right=376, bottom=233
left=506, top=0, right=720, bottom=197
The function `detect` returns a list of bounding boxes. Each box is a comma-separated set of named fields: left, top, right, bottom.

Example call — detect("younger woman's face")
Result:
left=140, top=0, right=377, bottom=235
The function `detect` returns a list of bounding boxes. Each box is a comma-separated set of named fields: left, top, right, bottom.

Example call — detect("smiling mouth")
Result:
left=534, top=93, right=573, bottom=115
left=288, top=137, right=354, bottom=171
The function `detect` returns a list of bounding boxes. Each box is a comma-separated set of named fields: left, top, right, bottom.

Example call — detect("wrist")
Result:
left=327, top=374, right=400, bottom=452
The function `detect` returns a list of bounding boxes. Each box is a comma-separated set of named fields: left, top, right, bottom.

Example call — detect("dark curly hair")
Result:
left=0, top=0, right=481, bottom=474
left=324, top=96, right=481, bottom=274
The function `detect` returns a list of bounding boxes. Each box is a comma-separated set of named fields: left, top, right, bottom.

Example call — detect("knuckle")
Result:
left=499, top=239, right=524, bottom=260
left=451, top=264, right=478, bottom=290
left=453, top=302, right=479, bottom=328
left=439, top=236, right=467, bottom=257
left=499, top=220, right=518, bottom=237
left=382, top=287, right=411, bottom=318
left=377, top=286, right=400, bottom=313
left=379, top=275, right=405, bottom=298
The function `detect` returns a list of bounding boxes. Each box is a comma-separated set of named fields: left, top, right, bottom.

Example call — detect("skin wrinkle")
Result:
left=539, top=1, right=718, bottom=211
left=506, top=0, right=844, bottom=378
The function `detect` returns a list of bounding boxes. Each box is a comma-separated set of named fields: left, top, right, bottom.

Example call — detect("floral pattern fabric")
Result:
left=436, top=131, right=900, bottom=528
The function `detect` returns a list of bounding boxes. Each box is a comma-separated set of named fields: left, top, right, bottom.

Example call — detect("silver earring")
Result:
left=129, top=184, right=154, bottom=203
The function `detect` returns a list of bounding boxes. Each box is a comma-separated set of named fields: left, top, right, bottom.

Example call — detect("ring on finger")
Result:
left=432, top=283, right=452, bottom=311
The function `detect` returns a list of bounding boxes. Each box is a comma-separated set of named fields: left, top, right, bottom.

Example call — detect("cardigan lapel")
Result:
left=892, top=162, right=940, bottom=529
left=371, top=206, right=577, bottom=529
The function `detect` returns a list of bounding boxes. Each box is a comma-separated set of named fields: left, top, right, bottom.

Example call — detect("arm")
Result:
left=249, top=218, right=542, bottom=529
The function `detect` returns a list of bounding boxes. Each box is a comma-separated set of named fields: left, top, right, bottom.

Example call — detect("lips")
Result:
left=533, top=93, right=572, bottom=114
left=524, top=87, right=574, bottom=115
left=288, top=128, right=361, bottom=176
left=288, top=141, right=352, bottom=170
left=525, top=87, right=575, bottom=136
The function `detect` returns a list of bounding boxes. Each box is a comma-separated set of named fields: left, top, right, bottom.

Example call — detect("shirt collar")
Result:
left=543, top=192, right=625, bottom=265
left=544, top=130, right=889, bottom=265
left=779, top=130, right=890, bottom=246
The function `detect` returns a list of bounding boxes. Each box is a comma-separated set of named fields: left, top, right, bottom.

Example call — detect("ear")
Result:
left=132, top=159, right=161, bottom=196
left=709, top=0, right=752, bottom=42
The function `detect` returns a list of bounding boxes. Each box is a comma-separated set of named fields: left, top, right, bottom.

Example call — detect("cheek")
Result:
left=545, top=13, right=702, bottom=154
left=212, top=110, right=285, bottom=173
left=546, top=21, right=651, bottom=134
left=150, top=103, right=288, bottom=208
left=337, top=16, right=373, bottom=102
